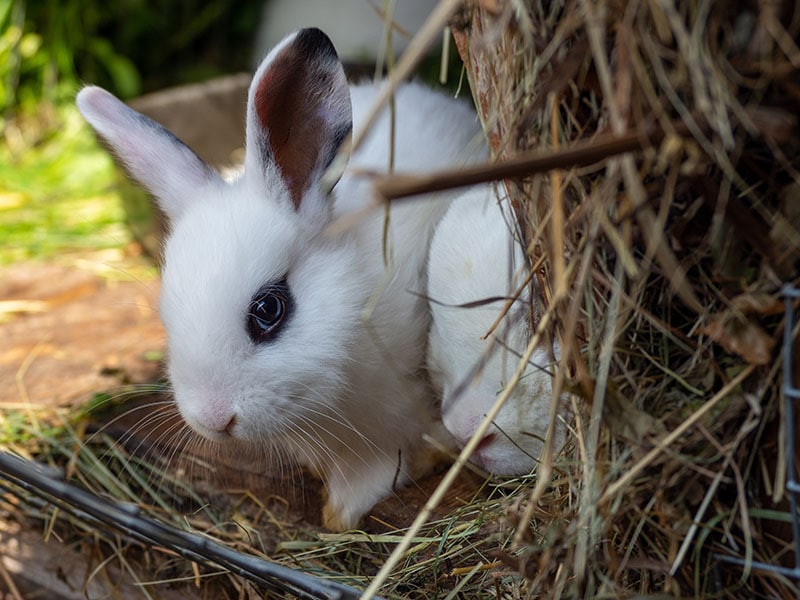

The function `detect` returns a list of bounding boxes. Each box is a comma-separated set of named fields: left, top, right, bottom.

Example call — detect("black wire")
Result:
left=0, top=451, right=374, bottom=600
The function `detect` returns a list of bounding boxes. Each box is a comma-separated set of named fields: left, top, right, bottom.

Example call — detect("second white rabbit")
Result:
left=427, top=187, right=564, bottom=475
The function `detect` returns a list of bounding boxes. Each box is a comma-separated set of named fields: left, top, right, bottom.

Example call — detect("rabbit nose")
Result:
left=474, top=432, right=496, bottom=452
left=462, top=433, right=497, bottom=471
left=224, top=415, right=237, bottom=435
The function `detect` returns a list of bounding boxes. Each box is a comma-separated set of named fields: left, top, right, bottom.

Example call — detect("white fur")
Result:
left=78, top=29, right=482, bottom=530
left=427, top=187, right=564, bottom=475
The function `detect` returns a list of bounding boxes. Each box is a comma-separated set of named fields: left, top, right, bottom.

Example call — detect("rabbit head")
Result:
left=78, top=29, right=368, bottom=463
left=427, top=188, right=562, bottom=475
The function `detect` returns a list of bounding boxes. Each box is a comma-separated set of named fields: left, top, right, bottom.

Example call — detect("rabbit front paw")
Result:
left=322, top=458, right=409, bottom=531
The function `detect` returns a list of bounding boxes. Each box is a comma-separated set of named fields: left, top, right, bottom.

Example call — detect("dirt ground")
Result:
left=0, top=255, right=164, bottom=408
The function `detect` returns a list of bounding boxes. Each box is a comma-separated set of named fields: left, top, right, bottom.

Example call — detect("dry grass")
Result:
left=1, top=0, right=799, bottom=598
left=436, top=0, right=799, bottom=597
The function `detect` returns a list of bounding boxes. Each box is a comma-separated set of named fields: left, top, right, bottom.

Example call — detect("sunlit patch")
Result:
left=0, top=192, right=26, bottom=211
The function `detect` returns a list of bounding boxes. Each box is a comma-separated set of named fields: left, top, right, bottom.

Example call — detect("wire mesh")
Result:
left=715, top=284, right=800, bottom=580
left=783, top=283, right=800, bottom=581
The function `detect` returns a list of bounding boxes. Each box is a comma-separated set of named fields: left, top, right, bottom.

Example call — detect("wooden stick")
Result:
left=371, top=123, right=667, bottom=201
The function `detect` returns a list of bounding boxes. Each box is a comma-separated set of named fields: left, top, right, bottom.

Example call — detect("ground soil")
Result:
left=0, top=257, right=164, bottom=408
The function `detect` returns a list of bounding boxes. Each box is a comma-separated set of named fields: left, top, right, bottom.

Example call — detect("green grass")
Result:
left=0, top=102, right=131, bottom=265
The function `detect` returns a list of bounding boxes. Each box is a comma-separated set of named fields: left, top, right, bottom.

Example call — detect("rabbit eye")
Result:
left=246, top=278, right=293, bottom=344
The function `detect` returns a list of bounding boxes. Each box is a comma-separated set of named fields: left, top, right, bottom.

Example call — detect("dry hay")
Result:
left=2, top=0, right=800, bottom=598
left=443, top=0, right=800, bottom=597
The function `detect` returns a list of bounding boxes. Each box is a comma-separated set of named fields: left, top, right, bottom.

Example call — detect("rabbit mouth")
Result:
left=466, top=432, right=497, bottom=469
left=474, top=432, right=496, bottom=452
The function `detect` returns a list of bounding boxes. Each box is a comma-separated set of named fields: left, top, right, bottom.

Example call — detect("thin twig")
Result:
left=321, top=0, right=465, bottom=194
left=371, top=123, right=667, bottom=201
left=361, top=307, right=557, bottom=599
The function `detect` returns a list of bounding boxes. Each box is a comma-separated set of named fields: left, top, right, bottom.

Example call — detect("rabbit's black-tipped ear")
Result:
left=245, top=28, right=352, bottom=212
left=77, top=86, right=220, bottom=223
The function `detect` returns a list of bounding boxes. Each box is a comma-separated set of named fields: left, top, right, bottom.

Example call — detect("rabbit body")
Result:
left=427, top=188, right=562, bottom=475
left=77, top=29, right=481, bottom=530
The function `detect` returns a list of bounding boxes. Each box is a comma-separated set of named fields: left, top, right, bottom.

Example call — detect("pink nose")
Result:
left=461, top=433, right=496, bottom=469
left=474, top=432, right=496, bottom=452
left=186, top=406, right=238, bottom=439
left=223, top=415, right=237, bottom=435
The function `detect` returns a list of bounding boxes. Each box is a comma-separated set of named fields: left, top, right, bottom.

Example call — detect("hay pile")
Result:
left=442, top=0, right=800, bottom=596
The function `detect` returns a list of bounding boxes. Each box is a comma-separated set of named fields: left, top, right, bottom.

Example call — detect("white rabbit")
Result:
left=427, top=187, right=563, bottom=475
left=77, top=28, right=482, bottom=530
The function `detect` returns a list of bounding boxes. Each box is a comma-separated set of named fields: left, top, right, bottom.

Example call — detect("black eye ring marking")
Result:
left=246, top=277, right=293, bottom=344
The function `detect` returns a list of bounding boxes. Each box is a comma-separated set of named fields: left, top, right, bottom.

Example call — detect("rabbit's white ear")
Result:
left=77, top=86, right=220, bottom=223
left=245, top=28, right=351, bottom=214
